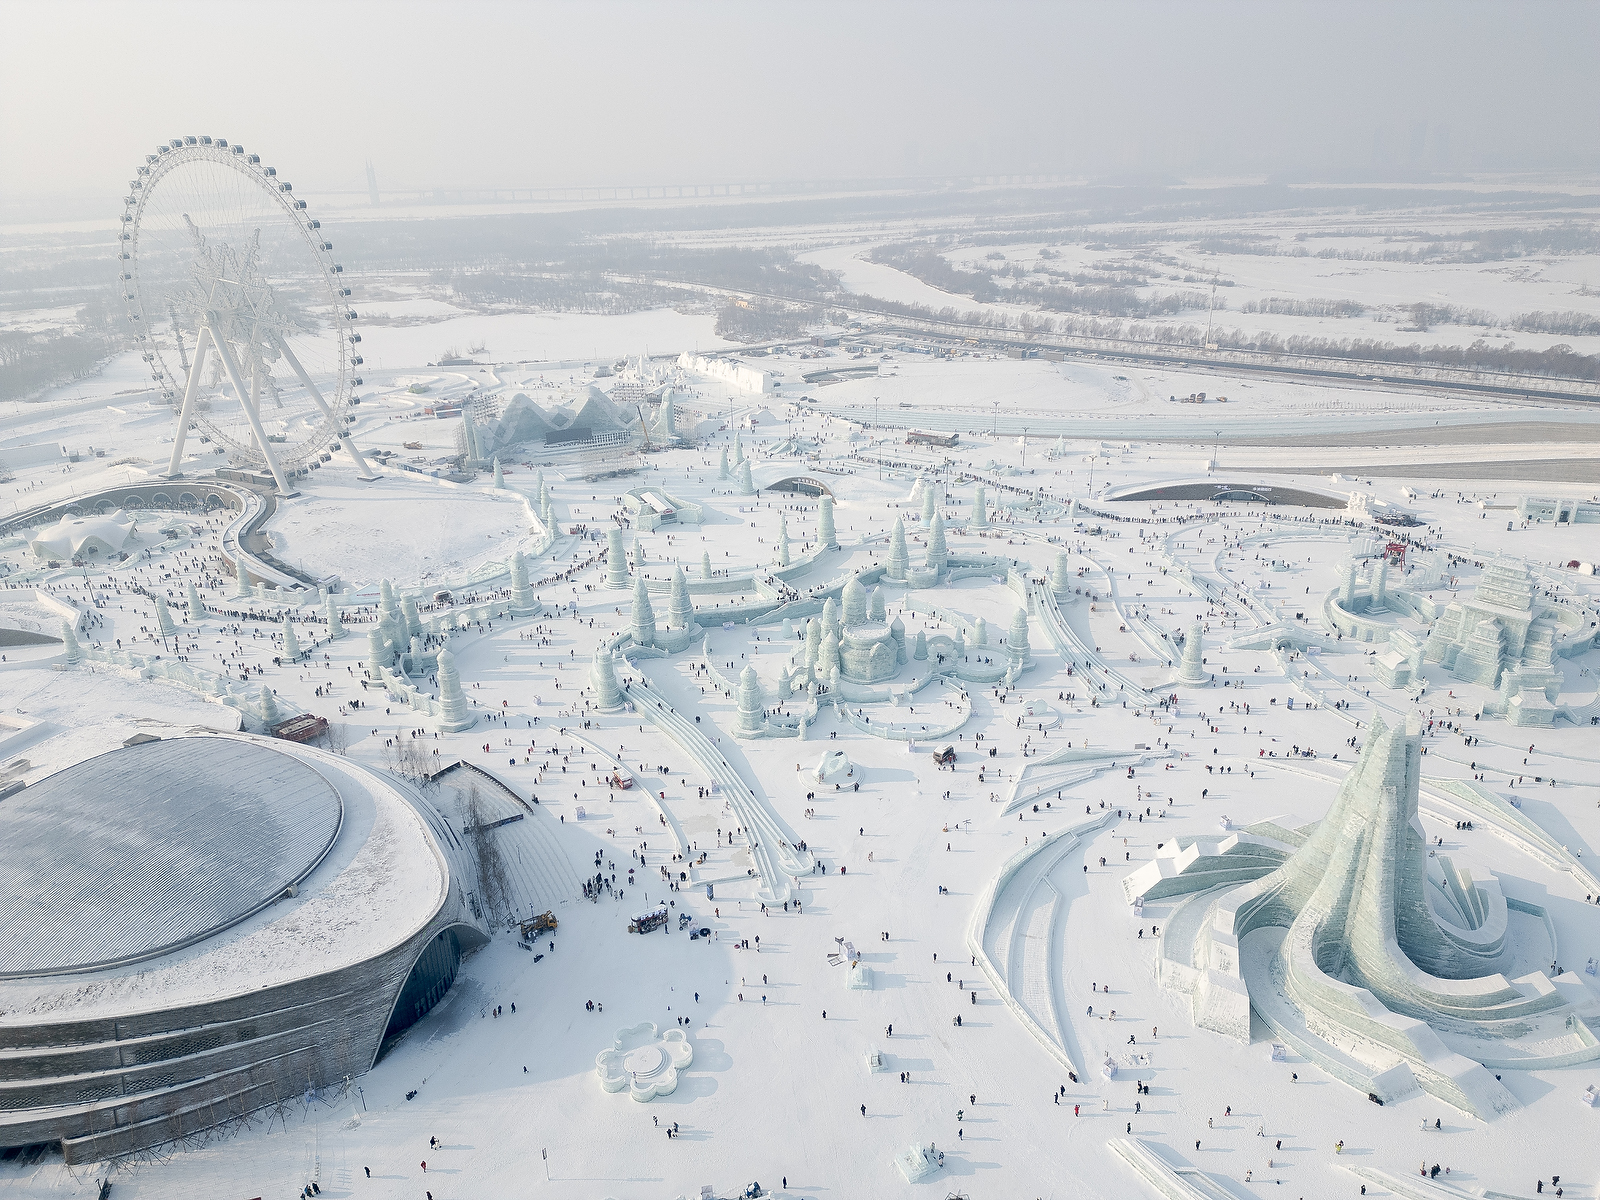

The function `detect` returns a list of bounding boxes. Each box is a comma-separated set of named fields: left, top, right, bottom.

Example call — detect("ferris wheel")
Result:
left=120, top=135, right=376, bottom=493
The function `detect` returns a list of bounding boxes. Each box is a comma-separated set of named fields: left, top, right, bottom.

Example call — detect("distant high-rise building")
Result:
left=365, top=160, right=379, bottom=207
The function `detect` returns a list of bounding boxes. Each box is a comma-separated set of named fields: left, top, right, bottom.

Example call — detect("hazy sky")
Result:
left=3, top=0, right=1596, bottom=220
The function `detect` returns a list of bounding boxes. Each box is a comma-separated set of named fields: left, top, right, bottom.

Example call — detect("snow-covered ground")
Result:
left=351, top=308, right=742, bottom=371
left=3, top=334, right=1600, bottom=1200
left=260, top=474, right=541, bottom=589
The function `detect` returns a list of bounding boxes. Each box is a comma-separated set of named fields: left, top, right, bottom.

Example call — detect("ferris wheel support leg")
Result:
left=269, top=331, right=379, bottom=481
left=163, top=326, right=213, bottom=478
left=206, top=321, right=296, bottom=497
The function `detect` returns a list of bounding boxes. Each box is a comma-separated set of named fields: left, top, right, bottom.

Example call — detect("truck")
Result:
left=628, top=903, right=669, bottom=934
left=519, top=911, right=558, bottom=941
left=270, top=714, right=328, bottom=744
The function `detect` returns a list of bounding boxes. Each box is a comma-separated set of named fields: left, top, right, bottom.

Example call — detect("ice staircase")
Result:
left=967, top=812, right=1115, bottom=1072
left=1002, top=743, right=1173, bottom=817
left=1110, top=1137, right=1237, bottom=1200
left=625, top=677, right=814, bottom=903
left=1031, top=580, right=1148, bottom=699
left=1341, top=1164, right=1541, bottom=1200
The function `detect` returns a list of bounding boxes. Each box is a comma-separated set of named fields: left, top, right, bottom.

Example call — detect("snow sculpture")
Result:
left=492, top=457, right=504, bottom=489
left=606, top=528, right=629, bottom=588
left=1007, top=608, right=1030, bottom=663
left=402, top=596, right=422, bottom=640
left=869, top=587, right=886, bottom=623
left=777, top=664, right=792, bottom=699
left=1372, top=556, right=1389, bottom=612
left=1067, top=498, right=1078, bottom=522
left=1177, top=620, right=1207, bottom=685
left=818, top=628, right=841, bottom=679
left=1424, top=558, right=1563, bottom=699
left=1341, top=561, right=1358, bottom=608
left=281, top=615, right=300, bottom=662
left=781, top=618, right=794, bottom=640
left=60, top=619, right=82, bottom=665
left=595, top=1023, right=693, bottom=1102
left=718, top=448, right=729, bottom=480
left=258, top=685, right=278, bottom=727
left=509, top=550, right=535, bottom=613
left=434, top=647, right=476, bottom=732
left=590, top=647, right=624, bottom=711
left=973, top=617, right=988, bottom=646
left=888, top=516, right=909, bottom=579
left=1158, top=712, right=1598, bottom=1118
left=654, top=389, right=678, bottom=441
left=735, top=665, right=766, bottom=734
left=1050, top=550, right=1073, bottom=599
left=913, top=629, right=928, bottom=660
left=820, top=597, right=839, bottom=641
left=184, top=580, right=206, bottom=623
left=818, top=495, right=837, bottom=548
left=841, top=577, right=868, bottom=628
left=323, top=599, right=345, bottom=641
left=234, top=560, right=251, bottom=598
left=667, top=565, right=694, bottom=631
left=970, top=485, right=988, bottom=528
left=895, top=1144, right=941, bottom=1184
left=154, top=597, right=176, bottom=639
left=732, top=430, right=744, bottom=466
left=777, top=513, right=790, bottom=566
left=367, top=625, right=391, bottom=670
left=700, top=551, right=712, bottom=580
left=804, top=617, right=821, bottom=669
left=812, top=750, right=851, bottom=782
left=921, top=486, right=936, bottom=525
left=632, top=535, right=645, bottom=568
left=924, top=512, right=947, bottom=573
left=630, top=575, right=657, bottom=646
left=737, top=459, right=754, bottom=496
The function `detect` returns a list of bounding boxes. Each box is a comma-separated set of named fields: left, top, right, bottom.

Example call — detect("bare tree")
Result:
left=462, top=783, right=512, bottom=923
left=322, top=721, right=350, bottom=756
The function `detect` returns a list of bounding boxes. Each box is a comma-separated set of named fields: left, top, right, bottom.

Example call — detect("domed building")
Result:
left=0, top=735, right=487, bottom=1163
left=28, top=511, right=135, bottom=560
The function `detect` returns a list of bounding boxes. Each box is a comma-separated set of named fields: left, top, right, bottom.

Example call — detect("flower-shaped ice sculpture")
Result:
left=595, top=1021, right=693, bottom=1102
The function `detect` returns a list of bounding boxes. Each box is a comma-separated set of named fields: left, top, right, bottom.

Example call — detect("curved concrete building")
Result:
left=0, top=736, right=487, bottom=1163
